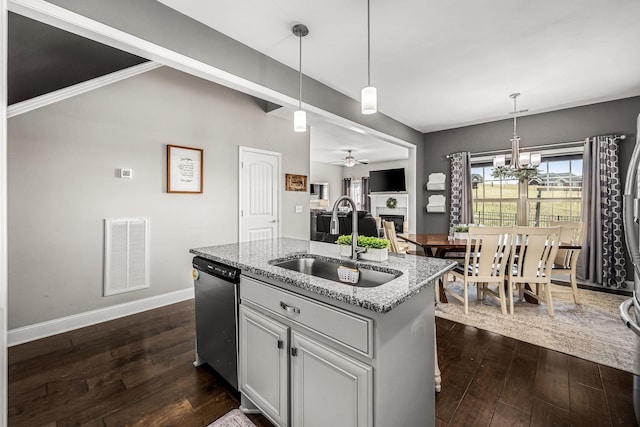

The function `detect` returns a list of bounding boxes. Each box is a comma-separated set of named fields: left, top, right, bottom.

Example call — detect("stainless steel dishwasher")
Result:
left=192, top=256, right=241, bottom=391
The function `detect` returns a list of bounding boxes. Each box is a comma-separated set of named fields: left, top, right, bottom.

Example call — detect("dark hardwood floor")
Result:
left=7, top=300, right=638, bottom=426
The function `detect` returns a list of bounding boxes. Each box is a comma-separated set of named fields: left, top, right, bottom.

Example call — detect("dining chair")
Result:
left=549, top=221, right=584, bottom=304
left=447, top=226, right=513, bottom=314
left=382, top=220, right=409, bottom=254
left=508, top=226, right=561, bottom=316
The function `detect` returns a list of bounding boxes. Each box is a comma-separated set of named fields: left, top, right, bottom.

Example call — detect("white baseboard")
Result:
left=8, top=288, right=194, bottom=347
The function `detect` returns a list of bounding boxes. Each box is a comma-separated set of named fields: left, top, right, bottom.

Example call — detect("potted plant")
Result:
left=336, top=235, right=391, bottom=262
left=453, top=225, right=469, bottom=240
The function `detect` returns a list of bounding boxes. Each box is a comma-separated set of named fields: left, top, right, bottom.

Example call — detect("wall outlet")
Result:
left=295, top=205, right=303, bottom=213
left=120, top=168, right=133, bottom=179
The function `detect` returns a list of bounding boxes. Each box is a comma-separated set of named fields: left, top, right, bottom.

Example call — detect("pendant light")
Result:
left=361, top=0, right=377, bottom=114
left=292, top=24, right=309, bottom=132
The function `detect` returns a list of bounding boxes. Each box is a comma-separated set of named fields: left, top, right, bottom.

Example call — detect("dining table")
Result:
left=398, top=233, right=582, bottom=303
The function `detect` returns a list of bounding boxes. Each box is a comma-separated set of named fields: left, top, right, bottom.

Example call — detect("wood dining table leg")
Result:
left=438, top=278, right=448, bottom=304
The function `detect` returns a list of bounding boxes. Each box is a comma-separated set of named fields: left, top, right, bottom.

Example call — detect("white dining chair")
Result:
left=508, top=226, right=561, bottom=316
left=549, top=221, right=584, bottom=304
left=447, top=226, right=513, bottom=314
left=382, top=220, right=409, bottom=254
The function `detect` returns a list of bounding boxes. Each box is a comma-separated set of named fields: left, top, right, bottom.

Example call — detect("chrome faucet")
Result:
left=330, top=196, right=366, bottom=260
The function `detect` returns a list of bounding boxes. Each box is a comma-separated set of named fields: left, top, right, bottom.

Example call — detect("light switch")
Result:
left=120, top=168, right=133, bottom=179
left=295, top=205, right=303, bottom=213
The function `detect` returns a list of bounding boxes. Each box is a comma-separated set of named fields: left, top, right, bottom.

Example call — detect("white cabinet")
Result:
left=291, top=331, right=372, bottom=427
left=239, top=274, right=436, bottom=427
left=239, top=277, right=373, bottom=427
left=239, top=306, right=289, bottom=427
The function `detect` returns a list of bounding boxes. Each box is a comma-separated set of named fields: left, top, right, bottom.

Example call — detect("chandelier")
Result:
left=492, top=93, right=541, bottom=181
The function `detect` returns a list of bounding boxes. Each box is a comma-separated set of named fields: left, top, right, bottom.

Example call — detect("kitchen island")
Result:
left=191, top=238, right=456, bottom=427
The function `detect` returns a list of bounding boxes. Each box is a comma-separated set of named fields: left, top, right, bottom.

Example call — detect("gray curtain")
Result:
left=361, top=177, right=370, bottom=212
left=577, top=136, right=626, bottom=288
left=449, top=151, right=474, bottom=228
left=342, top=178, right=351, bottom=208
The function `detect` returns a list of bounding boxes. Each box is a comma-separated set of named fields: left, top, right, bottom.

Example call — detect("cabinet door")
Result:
left=291, top=331, right=372, bottom=427
left=239, top=305, right=288, bottom=427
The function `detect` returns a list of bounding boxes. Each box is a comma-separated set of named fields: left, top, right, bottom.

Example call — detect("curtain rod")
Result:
left=445, top=134, right=626, bottom=159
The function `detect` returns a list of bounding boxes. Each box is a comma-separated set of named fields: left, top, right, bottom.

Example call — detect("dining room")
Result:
left=390, top=108, right=640, bottom=424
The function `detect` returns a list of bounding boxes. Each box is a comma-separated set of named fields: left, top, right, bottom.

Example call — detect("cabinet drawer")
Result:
left=241, top=276, right=372, bottom=357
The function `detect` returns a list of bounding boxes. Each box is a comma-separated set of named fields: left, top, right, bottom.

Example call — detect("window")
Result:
left=471, top=149, right=582, bottom=226
left=350, top=180, right=363, bottom=210
left=528, top=157, right=582, bottom=226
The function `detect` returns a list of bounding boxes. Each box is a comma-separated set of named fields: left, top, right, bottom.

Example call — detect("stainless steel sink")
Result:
left=270, top=255, right=401, bottom=288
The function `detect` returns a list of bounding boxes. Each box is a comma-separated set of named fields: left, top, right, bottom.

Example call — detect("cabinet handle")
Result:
left=277, top=339, right=284, bottom=349
left=291, top=347, right=298, bottom=357
left=280, top=301, right=301, bottom=314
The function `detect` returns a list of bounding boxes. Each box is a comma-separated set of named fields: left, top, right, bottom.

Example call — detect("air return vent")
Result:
left=104, top=217, right=150, bottom=296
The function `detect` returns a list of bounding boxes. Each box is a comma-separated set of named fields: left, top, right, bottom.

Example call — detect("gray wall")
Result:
left=310, top=161, right=343, bottom=207
left=419, top=96, right=640, bottom=234
left=7, top=66, right=310, bottom=329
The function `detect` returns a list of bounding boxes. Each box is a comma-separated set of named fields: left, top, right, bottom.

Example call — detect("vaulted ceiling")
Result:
left=157, top=0, right=640, bottom=132
left=8, top=12, right=147, bottom=105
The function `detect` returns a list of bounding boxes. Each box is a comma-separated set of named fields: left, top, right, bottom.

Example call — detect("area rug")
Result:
left=207, top=409, right=255, bottom=427
left=435, top=280, right=640, bottom=374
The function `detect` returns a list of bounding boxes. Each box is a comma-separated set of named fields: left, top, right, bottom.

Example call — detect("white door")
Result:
left=291, top=331, right=373, bottom=427
left=239, top=147, right=280, bottom=242
left=239, top=305, right=289, bottom=427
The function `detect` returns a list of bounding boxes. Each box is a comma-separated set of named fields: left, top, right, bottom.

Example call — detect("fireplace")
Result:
left=379, top=214, right=404, bottom=233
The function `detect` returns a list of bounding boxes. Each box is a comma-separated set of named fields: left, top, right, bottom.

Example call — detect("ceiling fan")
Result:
left=331, top=150, right=369, bottom=167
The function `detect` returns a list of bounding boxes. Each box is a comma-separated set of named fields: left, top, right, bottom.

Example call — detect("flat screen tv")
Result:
left=369, top=168, right=406, bottom=192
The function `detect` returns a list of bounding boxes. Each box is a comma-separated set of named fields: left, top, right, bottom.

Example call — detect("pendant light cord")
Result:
left=298, top=32, right=303, bottom=110
left=512, top=94, right=518, bottom=139
left=367, top=0, right=371, bottom=87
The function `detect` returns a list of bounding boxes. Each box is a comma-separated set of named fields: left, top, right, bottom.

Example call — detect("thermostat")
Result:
left=120, top=168, right=133, bottom=179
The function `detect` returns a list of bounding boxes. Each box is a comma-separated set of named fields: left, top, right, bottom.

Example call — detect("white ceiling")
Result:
left=158, top=0, right=640, bottom=158
left=309, top=125, right=408, bottom=165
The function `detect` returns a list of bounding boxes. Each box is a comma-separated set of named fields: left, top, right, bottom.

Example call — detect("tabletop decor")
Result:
left=167, top=144, right=203, bottom=193
left=453, top=225, right=469, bottom=240
left=337, top=235, right=390, bottom=262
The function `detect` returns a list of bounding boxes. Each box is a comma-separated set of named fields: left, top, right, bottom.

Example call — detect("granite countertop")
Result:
left=190, top=238, right=457, bottom=314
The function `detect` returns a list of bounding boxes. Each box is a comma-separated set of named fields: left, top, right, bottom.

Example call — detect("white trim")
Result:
left=472, top=146, right=584, bottom=164
left=7, top=288, right=194, bottom=347
left=1, top=0, right=8, bottom=422
left=7, top=61, right=161, bottom=117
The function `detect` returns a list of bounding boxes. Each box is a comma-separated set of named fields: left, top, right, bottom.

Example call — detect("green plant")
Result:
left=491, top=166, right=539, bottom=182
left=386, top=197, right=397, bottom=209
left=454, top=225, right=469, bottom=232
left=336, top=235, right=390, bottom=249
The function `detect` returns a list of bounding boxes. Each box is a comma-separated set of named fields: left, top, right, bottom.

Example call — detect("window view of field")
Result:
left=471, top=158, right=582, bottom=226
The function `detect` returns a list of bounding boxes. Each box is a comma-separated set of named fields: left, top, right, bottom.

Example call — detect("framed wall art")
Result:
left=167, top=144, right=203, bottom=193
left=285, top=174, right=307, bottom=192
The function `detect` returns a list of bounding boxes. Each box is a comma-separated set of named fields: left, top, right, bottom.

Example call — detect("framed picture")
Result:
left=285, top=174, right=307, bottom=192
left=167, top=144, right=203, bottom=193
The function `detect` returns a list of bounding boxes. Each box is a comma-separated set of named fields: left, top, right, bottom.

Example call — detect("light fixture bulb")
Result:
left=345, top=158, right=356, bottom=167
left=531, top=153, right=541, bottom=166
left=294, top=110, right=306, bottom=132
left=361, top=86, right=377, bottom=114
left=493, top=155, right=506, bottom=167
